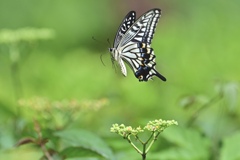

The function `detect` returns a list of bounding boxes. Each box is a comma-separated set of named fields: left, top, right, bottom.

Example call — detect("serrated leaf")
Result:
left=220, top=131, right=240, bottom=160
left=159, top=127, right=210, bottom=160
left=54, top=129, right=114, bottom=160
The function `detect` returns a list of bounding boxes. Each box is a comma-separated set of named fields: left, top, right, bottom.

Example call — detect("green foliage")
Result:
left=55, top=129, right=114, bottom=159
left=13, top=98, right=110, bottom=159
left=158, top=127, right=210, bottom=160
left=0, top=0, right=240, bottom=159
left=18, top=97, right=108, bottom=129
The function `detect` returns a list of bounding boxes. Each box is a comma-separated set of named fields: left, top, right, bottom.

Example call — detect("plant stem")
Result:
left=142, top=141, right=147, bottom=160
left=9, top=43, right=23, bottom=115
left=127, top=136, right=142, bottom=155
left=139, top=132, right=156, bottom=160
left=187, top=94, right=222, bottom=127
left=142, top=153, right=146, bottom=160
left=35, top=121, right=53, bottom=160
left=146, top=132, right=160, bottom=153
left=40, top=143, right=53, bottom=160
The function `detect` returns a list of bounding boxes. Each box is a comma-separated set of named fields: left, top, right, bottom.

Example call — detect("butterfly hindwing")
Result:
left=121, top=42, right=166, bottom=81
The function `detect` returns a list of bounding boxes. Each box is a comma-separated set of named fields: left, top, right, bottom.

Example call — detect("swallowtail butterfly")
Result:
left=109, top=8, right=166, bottom=82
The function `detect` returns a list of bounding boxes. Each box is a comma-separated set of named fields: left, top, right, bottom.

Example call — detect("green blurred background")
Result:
left=0, top=0, right=239, bottom=159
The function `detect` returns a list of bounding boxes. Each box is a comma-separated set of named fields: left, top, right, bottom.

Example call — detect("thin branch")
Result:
left=135, top=135, right=145, bottom=144
left=126, top=135, right=142, bottom=155
left=187, top=94, right=223, bottom=127
left=145, top=132, right=155, bottom=144
left=146, top=132, right=160, bottom=153
left=40, top=143, right=53, bottom=160
left=34, top=120, right=53, bottom=160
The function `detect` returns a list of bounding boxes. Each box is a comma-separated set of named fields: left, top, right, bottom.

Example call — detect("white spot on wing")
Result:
left=134, top=37, right=142, bottom=42
left=122, top=52, right=137, bottom=59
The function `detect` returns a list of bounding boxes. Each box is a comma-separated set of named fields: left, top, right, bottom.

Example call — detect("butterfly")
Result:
left=109, top=8, right=166, bottom=82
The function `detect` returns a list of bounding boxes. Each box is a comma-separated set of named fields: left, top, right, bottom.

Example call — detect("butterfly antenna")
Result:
left=92, top=36, right=110, bottom=47
left=92, top=36, right=109, bottom=66
left=107, top=38, right=112, bottom=48
left=100, top=54, right=106, bottom=66
left=92, top=36, right=99, bottom=42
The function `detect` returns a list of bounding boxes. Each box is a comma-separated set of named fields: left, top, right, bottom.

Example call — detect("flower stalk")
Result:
left=110, top=119, right=178, bottom=160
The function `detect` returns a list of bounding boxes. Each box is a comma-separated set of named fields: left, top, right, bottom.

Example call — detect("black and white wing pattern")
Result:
left=113, top=11, right=136, bottom=48
left=109, top=8, right=166, bottom=82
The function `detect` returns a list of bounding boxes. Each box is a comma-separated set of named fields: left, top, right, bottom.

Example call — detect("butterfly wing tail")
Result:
left=155, top=70, right=166, bottom=81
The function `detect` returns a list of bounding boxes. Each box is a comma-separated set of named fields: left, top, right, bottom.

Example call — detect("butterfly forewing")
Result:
left=119, top=9, right=161, bottom=47
left=113, top=11, right=136, bottom=48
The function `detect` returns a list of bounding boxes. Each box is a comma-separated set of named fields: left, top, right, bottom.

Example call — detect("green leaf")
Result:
left=64, top=158, right=100, bottom=160
left=54, top=129, right=114, bottom=159
left=61, top=147, right=102, bottom=158
left=220, top=131, right=240, bottom=160
left=158, top=127, right=210, bottom=160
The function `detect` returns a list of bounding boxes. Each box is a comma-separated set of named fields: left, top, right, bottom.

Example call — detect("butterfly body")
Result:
left=109, top=8, right=166, bottom=82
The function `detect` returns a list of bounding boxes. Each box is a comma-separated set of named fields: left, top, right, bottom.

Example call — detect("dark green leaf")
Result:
left=54, top=129, right=114, bottom=159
